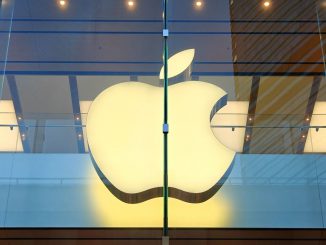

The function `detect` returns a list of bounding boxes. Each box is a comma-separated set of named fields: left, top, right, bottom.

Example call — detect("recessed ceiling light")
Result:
left=59, top=0, right=66, bottom=6
left=263, top=1, right=270, bottom=7
left=58, top=0, right=68, bottom=8
left=127, top=1, right=135, bottom=7
left=196, top=1, right=203, bottom=7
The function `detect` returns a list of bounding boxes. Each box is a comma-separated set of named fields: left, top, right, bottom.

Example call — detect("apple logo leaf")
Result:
left=159, top=49, right=195, bottom=79
left=87, top=49, right=236, bottom=204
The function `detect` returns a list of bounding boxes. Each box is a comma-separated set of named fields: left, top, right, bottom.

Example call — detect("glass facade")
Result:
left=0, top=0, right=326, bottom=231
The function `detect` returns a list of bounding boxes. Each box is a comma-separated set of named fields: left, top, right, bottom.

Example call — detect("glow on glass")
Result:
left=87, top=167, right=232, bottom=227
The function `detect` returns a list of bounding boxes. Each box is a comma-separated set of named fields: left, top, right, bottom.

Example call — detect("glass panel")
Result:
left=1, top=0, right=165, bottom=228
left=0, top=0, right=326, bottom=232
left=0, top=1, right=17, bottom=227
left=168, top=0, right=326, bottom=228
left=0, top=0, right=15, bottom=99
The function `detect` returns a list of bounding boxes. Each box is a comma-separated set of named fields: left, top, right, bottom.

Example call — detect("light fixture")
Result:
left=196, top=1, right=203, bottom=7
left=127, top=0, right=135, bottom=7
left=59, top=0, right=66, bottom=6
left=57, top=0, right=68, bottom=9
left=263, top=1, right=270, bottom=8
left=194, top=1, right=204, bottom=9
left=306, top=117, right=310, bottom=122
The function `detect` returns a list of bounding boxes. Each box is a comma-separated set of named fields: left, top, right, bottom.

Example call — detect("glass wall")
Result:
left=0, top=0, right=325, bottom=229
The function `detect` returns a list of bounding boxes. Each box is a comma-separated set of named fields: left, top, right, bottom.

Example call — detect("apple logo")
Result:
left=86, top=49, right=235, bottom=204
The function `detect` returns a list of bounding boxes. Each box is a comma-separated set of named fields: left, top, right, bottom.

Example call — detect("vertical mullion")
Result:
left=68, top=76, right=85, bottom=153
left=163, top=0, right=169, bottom=239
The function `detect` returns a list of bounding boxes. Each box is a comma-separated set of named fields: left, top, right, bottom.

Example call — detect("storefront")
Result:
left=0, top=0, right=326, bottom=243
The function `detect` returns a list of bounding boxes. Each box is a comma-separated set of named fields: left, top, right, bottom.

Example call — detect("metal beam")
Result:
left=32, top=119, right=45, bottom=153
left=6, top=75, right=31, bottom=153
left=243, top=76, right=260, bottom=153
left=296, top=76, right=322, bottom=154
left=68, top=76, right=85, bottom=153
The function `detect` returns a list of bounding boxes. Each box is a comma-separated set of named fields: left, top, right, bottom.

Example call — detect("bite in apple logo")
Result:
left=87, top=49, right=235, bottom=204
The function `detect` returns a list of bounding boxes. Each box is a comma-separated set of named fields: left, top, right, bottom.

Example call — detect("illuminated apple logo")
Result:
left=87, top=49, right=235, bottom=204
